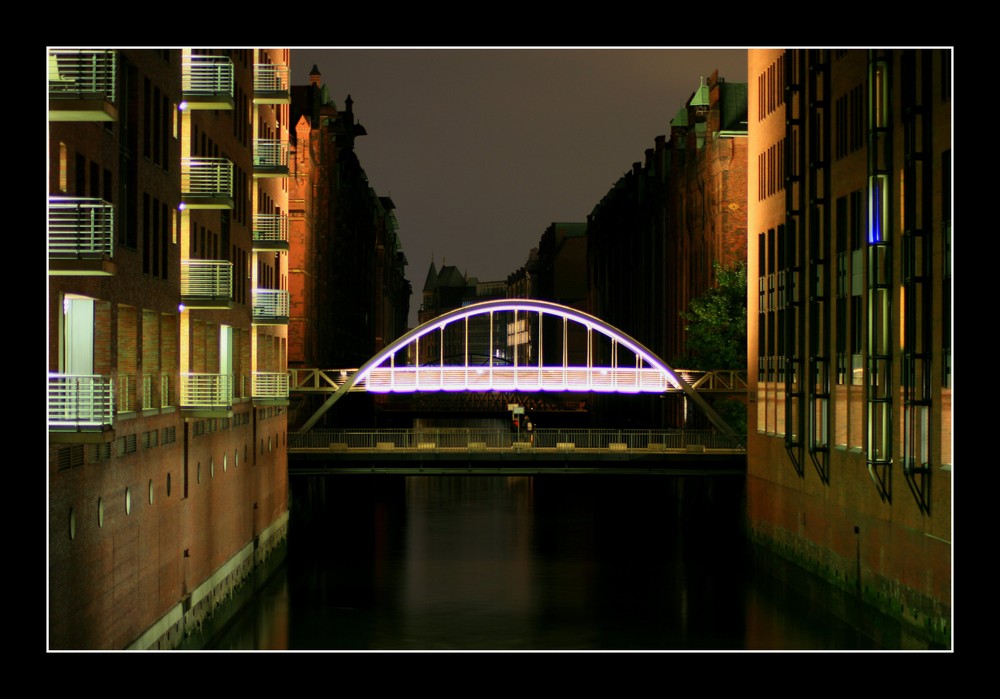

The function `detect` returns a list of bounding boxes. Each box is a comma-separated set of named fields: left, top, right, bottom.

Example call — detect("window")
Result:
left=869, top=174, right=887, bottom=244
left=143, top=77, right=151, bottom=159
left=75, top=153, right=85, bottom=195
left=58, top=142, right=67, bottom=192
left=871, top=60, right=888, bottom=129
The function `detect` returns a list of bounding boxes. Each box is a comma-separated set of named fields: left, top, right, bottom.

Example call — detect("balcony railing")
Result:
left=253, top=63, right=290, bottom=103
left=182, top=55, right=234, bottom=108
left=253, top=372, right=290, bottom=400
left=118, top=374, right=136, bottom=413
left=48, top=374, right=114, bottom=429
left=252, top=289, right=289, bottom=323
left=49, top=49, right=117, bottom=98
left=48, top=197, right=115, bottom=271
left=253, top=139, right=289, bottom=175
left=161, top=373, right=174, bottom=408
left=252, top=213, right=289, bottom=249
left=181, top=373, right=233, bottom=409
left=181, top=157, right=233, bottom=208
left=142, top=374, right=154, bottom=410
left=182, top=260, right=233, bottom=304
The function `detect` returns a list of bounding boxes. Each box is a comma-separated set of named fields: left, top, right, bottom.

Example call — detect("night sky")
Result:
left=289, top=48, right=749, bottom=326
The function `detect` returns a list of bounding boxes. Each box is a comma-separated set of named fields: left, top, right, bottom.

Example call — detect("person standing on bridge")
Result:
left=526, top=419, right=533, bottom=446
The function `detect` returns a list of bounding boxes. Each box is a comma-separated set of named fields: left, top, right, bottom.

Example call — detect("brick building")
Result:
left=288, top=69, right=410, bottom=367
left=587, top=69, right=748, bottom=428
left=287, top=67, right=411, bottom=429
left=48, top=48, right=291, bottom=648
left=746, top=49, right=952, bottom=647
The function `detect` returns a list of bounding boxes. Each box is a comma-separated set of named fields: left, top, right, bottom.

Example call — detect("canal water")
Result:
left=208, top=474, right=882, bottom=651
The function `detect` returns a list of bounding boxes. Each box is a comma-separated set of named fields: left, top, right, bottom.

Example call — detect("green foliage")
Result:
left=677, top=261, right=747, bottom=370
left=713, top=398, right=748, bottom=437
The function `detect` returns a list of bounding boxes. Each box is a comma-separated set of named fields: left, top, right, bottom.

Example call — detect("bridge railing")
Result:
left=290, top=428, right=746, bottom=452
left=364, top=367, right=672, bottom=393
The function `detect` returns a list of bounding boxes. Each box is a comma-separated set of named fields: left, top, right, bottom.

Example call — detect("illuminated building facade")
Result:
left=747, top=49, right=952, bottom=646
left=288, top=68, right=410, bottom=374
left=48, top=48, right=291, bottom=649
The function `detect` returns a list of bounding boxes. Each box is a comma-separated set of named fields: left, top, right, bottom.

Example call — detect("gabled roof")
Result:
left=423, top=261, right=438, bottom=292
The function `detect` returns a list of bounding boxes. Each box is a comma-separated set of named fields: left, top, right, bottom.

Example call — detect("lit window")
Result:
left=58, top=142, right=67, bottom=192
left=869, top=174, right=887, bottom=244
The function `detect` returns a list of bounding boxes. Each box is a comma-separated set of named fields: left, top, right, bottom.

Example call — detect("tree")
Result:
left=677, top=261, right=747, bottom=371
left=675, top=261, right=749, bottom=436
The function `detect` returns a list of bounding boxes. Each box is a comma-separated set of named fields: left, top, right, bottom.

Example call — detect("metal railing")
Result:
left=181, top=157, right=233, bottom=200
left=182, top=260, right=233, bottom=300
left=252, top=213, right=289, bottom=246
left=252, top=289, right=289, bottom=321
left=48, top=374, right=114, bottom=428
left=48, top=197, right=115, bottom=259
left=291, top=428, right=746, bottom=452
left=49, top=49, right=117, bottom=100
left=161, top=372, right=173, bottom=408
left=253, top=139, right=289, bottom=169
left=142, top=374, right=155, bottom=410
left=118, top=374, right=136, bottom=413
left=180, top=373, right=232, bottom=408
left=254, top=63, right=289, bottom=95
left=182, top=54, right=234, bottom=99
left=289, top=368, right=358, bottom=391
left=252, top=372, right=289, bottom=399
left=364, top=367, right=673, bottom=393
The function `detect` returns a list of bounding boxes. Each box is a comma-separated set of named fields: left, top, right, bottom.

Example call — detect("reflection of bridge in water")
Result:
left=291, top=299, right=747, bottom=435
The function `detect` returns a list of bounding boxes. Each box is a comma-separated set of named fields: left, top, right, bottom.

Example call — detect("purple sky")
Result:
left=289, top=48, right=748, bottom=326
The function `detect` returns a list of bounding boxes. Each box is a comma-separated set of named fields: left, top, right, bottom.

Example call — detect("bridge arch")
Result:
left=297, top=299, right=735, bottom=435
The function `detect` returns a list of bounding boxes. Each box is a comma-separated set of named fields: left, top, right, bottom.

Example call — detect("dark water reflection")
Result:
left=210, top=475, right=880, bottom=651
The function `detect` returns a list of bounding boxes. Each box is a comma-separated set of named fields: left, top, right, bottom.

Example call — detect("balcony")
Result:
left=180, top=373, right=233, bottom=416
left=49, top=50, right=118, bottom=121
left=252, top=213, right=289, bottom=251
left=253, top=63, right=290, bottom=104
left=182, top=260, right=233, bottom=308
left=253, top=139, right=289, bottom=177
left=253, top=372, right=290, bottom=405
left=135, top=373, right=175, bottom=411
left=181, top=55, right=234, bottom=110
left=48, top=197, right=117, bottom=275
left=252, top=289, right=289, bottom=324
left=181, top=157, right=234, bottom=209
left=48, top=374, right=115, bottom=440
left=117, top=373, right=137, bottom=414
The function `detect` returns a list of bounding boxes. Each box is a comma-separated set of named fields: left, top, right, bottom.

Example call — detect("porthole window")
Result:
left=235, top=449, right=239, bottom=468
left=210, top=458, right=215, bottom=479
left=125, top=487, right=132, bottom=515
left=98, top=498, right=104, bottom=528
left=167, top=472, right=172, bottom=497
left=223, top=453, right=228, bottom=472
left=148, top=479, right=154, bottom=505
left=268, top=436, right=272, bottom=453
left=197, top=462, right=202, bottom=484
left=69, top=507, right=76, bottom=540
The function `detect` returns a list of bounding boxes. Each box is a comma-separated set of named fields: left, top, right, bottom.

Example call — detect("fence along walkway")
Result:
left=290, top=428, right=746, bottom=453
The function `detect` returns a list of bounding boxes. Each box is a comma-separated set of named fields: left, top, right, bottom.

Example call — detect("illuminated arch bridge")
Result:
left=295, top=299, right=737, bottom=435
